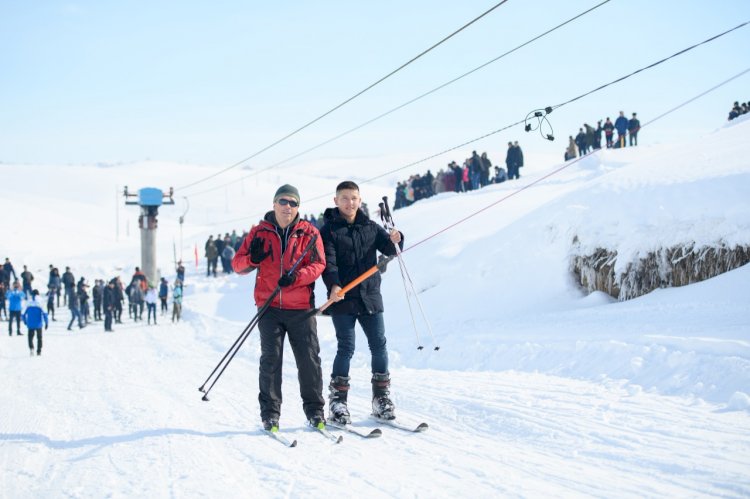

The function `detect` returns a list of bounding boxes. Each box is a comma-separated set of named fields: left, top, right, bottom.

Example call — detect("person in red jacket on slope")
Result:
left=232, top=184, right=327, bottom=432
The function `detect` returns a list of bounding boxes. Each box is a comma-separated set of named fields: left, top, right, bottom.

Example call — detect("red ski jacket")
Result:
left=232, top=213, right=325, bottom=310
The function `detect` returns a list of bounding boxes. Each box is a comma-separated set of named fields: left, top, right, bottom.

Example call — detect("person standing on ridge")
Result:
left=615, top=111, right=629, bottom=148
left=231, top=184, right=327, bottom=431
left=320, top=180, right=404, bottom=424
left=628, top=112, right=641, bottom=146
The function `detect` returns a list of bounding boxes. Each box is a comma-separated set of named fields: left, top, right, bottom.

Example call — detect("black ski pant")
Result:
left=8, top=310, right=21, bottom=335
left=28, top=328, right=42, bottom=353
left=257, top=307, right=324, bottom=422
left=104, top=308, right=113, bottom=331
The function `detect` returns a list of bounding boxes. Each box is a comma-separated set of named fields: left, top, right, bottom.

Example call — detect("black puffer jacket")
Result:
left=320, top=208, right=403, bottom=315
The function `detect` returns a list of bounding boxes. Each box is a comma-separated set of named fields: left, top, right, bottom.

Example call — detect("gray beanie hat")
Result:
left=273, top=184, right=300, bottom=204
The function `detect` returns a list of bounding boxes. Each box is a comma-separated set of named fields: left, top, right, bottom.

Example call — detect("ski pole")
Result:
left=382, top=196, right=440, bottom=351
left=199, top=233, right=319, bottom=400
left=380, top=202, right=423, bottom=350
left=199, top=290, right=276, bottom=401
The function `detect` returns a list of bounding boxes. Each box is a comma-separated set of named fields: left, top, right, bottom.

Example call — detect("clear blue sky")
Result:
left=2, top=1, right=749, bottom=181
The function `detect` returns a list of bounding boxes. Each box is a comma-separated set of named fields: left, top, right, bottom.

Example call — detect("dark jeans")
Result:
left=8, top=310, right=21, bottom=334
left=104, top=308, right=113, bottom=331
left=68, top=308, right=83, bottom=329
left=28, top=328, right=42, bottom=353
left=508, top=163, right=520, bottom=180
left=147, top=303, right=157, bottom=324
left=629, top=132, right=638, bottom=146
left=207, top=258, right=218, bottom=277
left=331, top=312, right=388, bottom=378
left=257, top=307, right=324, bottom=421
left=160, top=297, right=168, bottom=312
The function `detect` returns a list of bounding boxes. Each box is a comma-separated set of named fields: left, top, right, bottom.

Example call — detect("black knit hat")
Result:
left=273, top=184, right=300, bottom=204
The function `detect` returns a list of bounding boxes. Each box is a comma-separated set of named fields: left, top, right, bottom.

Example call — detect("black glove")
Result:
left=250, top=237, right=271, bottom=264
left=278, top=272, right=297, bottom=288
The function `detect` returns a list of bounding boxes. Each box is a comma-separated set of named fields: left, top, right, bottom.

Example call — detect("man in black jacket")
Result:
left=62, top=267, right=75, bottom=306
left=320, top=181, right=403, bottom=423
left=103, top=280, right=116, bottom=332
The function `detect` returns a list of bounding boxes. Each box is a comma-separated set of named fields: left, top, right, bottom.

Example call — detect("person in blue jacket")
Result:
left=158, top=277, right=169, bottom=315
left=7, top=281, right=25, bottom=336
left=22, top=290, right=48, bottom=356
left=614, top=111, right=629, bottom=148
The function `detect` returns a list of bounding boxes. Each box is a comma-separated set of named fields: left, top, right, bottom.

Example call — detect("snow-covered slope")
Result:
left=0, top=118, right=748, bottom=497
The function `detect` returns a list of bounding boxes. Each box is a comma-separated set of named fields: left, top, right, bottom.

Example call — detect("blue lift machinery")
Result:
left=124, top=186, right=175, bottom=285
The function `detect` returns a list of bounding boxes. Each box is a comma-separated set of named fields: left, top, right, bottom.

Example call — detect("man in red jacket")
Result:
left=232, top=184, right=327, bottom=431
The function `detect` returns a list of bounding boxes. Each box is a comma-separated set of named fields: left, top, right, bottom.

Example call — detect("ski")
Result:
left=312, top=422, right=343, bottom=443
left=327, top=421, right=383, bottom=439
left=263, top=427, right=297, bottom=447
left=370, top=415, right=429, bottom=433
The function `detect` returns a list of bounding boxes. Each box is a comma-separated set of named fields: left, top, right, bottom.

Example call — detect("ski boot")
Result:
left=328, top=376, right=351, bottom=424
left=262, top=418, right=279, bottom=431
left=371, top=372, right=396, bottom=420
left=308, top=412, right=326, bottom=428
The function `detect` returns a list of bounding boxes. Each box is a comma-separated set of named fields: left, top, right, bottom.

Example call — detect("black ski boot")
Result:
left=262, top=418, right=279, bottom=431
left=328, top=375, right=351, bottom=424
left=371, top=372, right=395, bottom=420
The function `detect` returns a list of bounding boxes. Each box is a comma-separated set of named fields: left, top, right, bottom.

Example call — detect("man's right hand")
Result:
left=249, top=237, right=271, bottom=264
left=330, top=285, right=345, bottom=302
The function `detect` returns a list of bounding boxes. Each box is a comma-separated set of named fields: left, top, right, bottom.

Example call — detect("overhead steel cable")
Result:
left=176, top=0, right=512, bottom=192
left=549, top=20, right=750, bottom=112
left=183, top=0, right=614, bottom=198
left=198, top=23, right=750, bottom=227
left=337, top=20, right=750, bottom=188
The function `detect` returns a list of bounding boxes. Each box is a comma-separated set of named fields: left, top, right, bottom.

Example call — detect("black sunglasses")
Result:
left=277, top=198, right=299, bottom=208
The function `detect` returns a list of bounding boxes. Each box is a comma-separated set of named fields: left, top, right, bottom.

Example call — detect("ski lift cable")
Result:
left=182, top=0, right=614, bottom=198
left=175, top=0, right=512, bottom=192
left=198, top=22, right=750, bottom=229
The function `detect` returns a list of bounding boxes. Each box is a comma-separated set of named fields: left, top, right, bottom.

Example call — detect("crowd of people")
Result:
left=204, top=231, right=245, bottom=277
left=392, top=144, right=523, bottom=210
left=728, top=100, right=749, bottom=121
left=565, top=110, right=641, bottom=161
left=1, top=257, right=185, bottom=356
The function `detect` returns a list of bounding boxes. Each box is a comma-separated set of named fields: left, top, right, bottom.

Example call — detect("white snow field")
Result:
left=1, top=117, right=749, bottom=497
